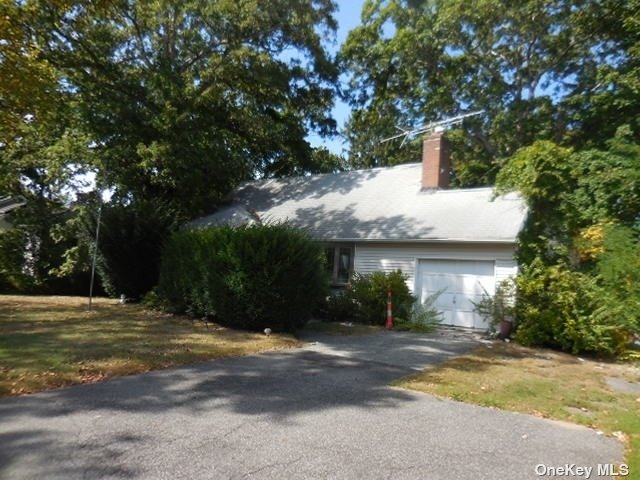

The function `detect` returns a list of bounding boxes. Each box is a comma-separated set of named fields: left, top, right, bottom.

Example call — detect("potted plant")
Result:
left=472, top=279, right=516, bottom=338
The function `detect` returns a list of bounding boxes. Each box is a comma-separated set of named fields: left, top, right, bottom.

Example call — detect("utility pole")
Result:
left=88, top=189, right=112, bottom=311
left=88, top=202, right=102, bottom=311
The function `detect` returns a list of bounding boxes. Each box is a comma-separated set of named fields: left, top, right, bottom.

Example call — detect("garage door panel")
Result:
left=453, top=311, right=488, bottom=329
left=428, top=262, right=451, bottom=274
left=440, top=310, right=454, bottom=325
left=452, top=311, right=474, bottom=328
left=423, top=275, right=448, bottom=291
left=456, top=296, right=477, bottom=313
left=460, top=276, right=490, bottom=295
left=451, top=276, right=463, bottom=292
left=438, top=292, right=457, bottom=309
left=417, top=259, right=495, bottom=330
left=471, top=261, right=494, bottom=275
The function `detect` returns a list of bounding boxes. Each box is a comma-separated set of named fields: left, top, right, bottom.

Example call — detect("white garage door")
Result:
left=416, top=259, right=495, bottom=329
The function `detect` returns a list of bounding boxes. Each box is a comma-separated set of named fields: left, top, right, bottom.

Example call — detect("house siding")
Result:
left=354, top=242, right=518, bottom=293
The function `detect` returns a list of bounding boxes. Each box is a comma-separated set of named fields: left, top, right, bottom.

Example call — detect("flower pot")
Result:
left=498, top=319, right=513, bottom=339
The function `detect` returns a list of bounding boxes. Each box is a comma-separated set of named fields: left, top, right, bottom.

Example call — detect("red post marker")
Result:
left=386, top=289, right=394, bottom=329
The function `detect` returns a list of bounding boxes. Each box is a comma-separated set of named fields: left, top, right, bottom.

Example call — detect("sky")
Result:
left=306, top=0, right=366, bottom=156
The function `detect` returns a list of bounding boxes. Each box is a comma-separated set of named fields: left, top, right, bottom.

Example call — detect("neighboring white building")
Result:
left=0, top=196, right=26, bottom=230
left=192, top=133, right=528, bottom=330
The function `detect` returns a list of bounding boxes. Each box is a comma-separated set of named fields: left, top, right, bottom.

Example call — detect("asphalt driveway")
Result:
left=0, top=330, right=622, bottom=479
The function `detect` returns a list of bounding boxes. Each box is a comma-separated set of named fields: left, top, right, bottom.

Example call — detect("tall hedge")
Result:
left=157, top=224, right=327, bottom=332
left=91, top=200, right=181, bottom=300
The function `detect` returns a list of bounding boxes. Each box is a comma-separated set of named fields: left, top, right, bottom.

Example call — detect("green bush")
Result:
left=395, top=293, right=444, bottom=333
left=322, top=292, right=359, bottom=323
left=347, top=270, right=415, bottom=325
left=514, top=260, right=631, bottom=356
left=595, top=224, right=640, bottom=334
left=472, top=279, right=516, bottom=333
left=0, top=228, right=35, bottom=293
left=157, top=224, right=328, bottom=333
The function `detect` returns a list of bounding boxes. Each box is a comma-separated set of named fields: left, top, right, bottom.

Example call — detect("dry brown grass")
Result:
left=0, top=295, right=302, bottom=397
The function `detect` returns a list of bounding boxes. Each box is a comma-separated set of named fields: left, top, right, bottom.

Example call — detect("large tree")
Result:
left=0, top=102, right=94, bottom=292
left=0, top=0, right=59, bottom=144
left=340, top=0, right=639, bottom=185
left=28, top=0, right=339, bottom=218
left=1, top=0, right=340, bottom=296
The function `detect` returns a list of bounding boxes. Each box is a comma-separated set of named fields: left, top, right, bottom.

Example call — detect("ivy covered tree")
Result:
left=495, top=127, right=640, bottom=264
left=495, top=127, right=640, bottom=354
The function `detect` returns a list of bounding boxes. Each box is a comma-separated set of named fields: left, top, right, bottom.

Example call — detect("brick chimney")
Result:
left=422, top=130, right=450, bottom=189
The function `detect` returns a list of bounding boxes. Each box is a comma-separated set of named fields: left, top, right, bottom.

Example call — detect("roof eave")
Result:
left=314, top=237, right=518, bottom=245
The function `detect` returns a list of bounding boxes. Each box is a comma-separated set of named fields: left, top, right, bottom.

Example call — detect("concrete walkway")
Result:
left=0, top=330, right=622, bottom=479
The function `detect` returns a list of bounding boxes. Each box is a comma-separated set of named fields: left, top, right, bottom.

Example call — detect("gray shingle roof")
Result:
left=191, top=163, right=527, bottom=243
left=0, top=196, right=26, bottom=215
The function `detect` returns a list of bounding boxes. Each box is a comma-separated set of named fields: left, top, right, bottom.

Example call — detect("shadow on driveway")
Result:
left=298, top=329, right=480, bottom=370
left=0, top=330, right=622, bottom=480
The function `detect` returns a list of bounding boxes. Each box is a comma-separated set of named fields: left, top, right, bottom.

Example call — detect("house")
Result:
left=192, top=132, right=527, bottom=329
left=0, top=196, right=27, bottom=230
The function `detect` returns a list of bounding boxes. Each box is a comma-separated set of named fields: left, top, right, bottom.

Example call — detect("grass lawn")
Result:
left=0, top=295, right=302, bottom=397
left=395, top=342, right=640, bottom=477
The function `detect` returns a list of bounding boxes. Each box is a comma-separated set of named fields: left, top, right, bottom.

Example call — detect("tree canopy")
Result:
left=0, top=0, right=59, bottom=144
left=340, top=0, right=640, bottom=184
left=23, top=0, right=340, bottom=217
